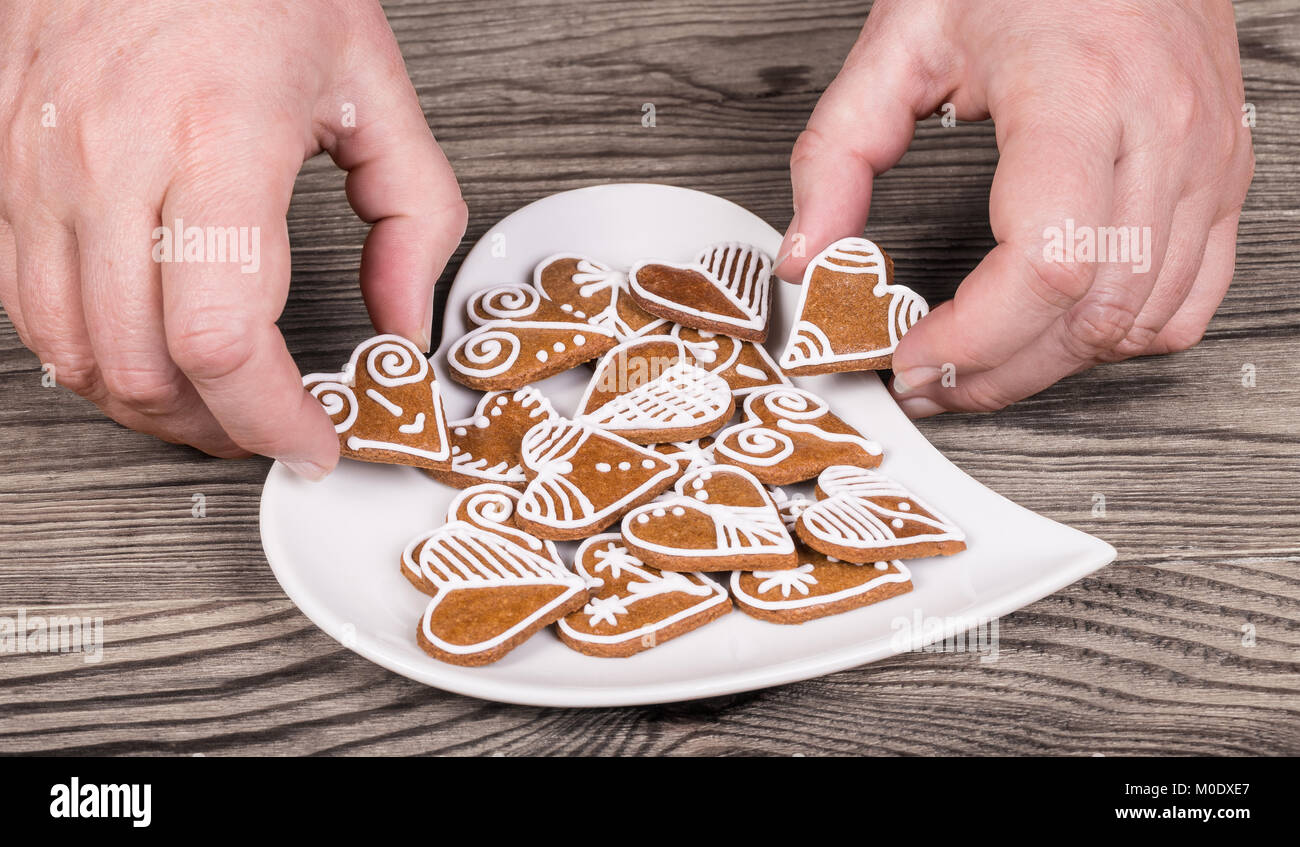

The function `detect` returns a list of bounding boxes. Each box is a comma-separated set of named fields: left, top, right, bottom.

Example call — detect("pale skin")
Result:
left=0, top=1, right=1253, bottom=479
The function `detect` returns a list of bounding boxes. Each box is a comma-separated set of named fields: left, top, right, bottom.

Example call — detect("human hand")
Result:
left=0, top=0, right=466, bottom=476
left=775, top=0, right=1254, bottom=417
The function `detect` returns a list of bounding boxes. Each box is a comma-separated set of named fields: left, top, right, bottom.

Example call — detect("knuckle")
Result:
left=47, top=354, right=99, bottom=396
left=790, top=128, right=831, bottom=168
left=954, top=379, right=1015, bottom=414
left=99, top=364, right=187, bottom=416
left=1022, top=250, right=1097, bottom=310
left=1062, top=298, right=1139, bottom=359
left=1109, top=323, right=1161, bottom=360
left=166, top=314, right=256, bottom=383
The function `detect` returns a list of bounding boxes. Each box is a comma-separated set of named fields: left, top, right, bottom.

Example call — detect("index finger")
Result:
left=160, top=162, right=339, bottom=478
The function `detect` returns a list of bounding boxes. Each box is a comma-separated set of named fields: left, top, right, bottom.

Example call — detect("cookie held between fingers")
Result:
left=424, top=388, right=558, bottom=489
left=713, top=386, right=882, bottom=485
left=557, top=534, right=731, bottom=657
left=621, top=464, right=797, bottom=572
left=401, top=520, right=589, bottom=666
left=302, top=334, right=451, bottom=470
left=796, top=465, right=966, bottom=562
left=515, top=418, right=680, bottom=540
left=629, top=242, right=774, bottom=342
left=577, top=336, right=734, bottom=444
left=778, top=237, right=928, bottom=374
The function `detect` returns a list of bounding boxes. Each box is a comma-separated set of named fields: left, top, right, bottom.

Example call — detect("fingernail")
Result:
left=281, top=458, right=331, bottom=482
left=892, top=366, right=942, bottom=395
left=897, top=396, right=946, bottom=419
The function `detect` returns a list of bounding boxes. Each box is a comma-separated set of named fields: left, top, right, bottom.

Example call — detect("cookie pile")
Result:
left=303, top=238, right=959, bottom=666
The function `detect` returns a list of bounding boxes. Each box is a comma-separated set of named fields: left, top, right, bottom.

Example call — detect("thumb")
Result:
left=776, top=7, right=962, bottom=282
left=324, top=31, right=467, bottom=352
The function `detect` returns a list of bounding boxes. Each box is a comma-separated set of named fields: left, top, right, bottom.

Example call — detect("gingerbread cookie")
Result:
left=401, top=520, right=588, bottom=666
left=515, top=418, right=679, bottom=540
left=653, top=436, right=717, bottom=481
left=796, top=465, right=966, bottom=562
left=778, top=237, right=928, bottom=374
left=621, top=465, right=796, bottom=572
left=557, top=534, right=731, bottom=657
left=713, top=386, right=882, bottom=485
left=447, top=319, right=616, bottom=391
left=659, top=324, right=789, bottom=397
left=577, top=337, right=734, bottom=444
left=303, top=334, right=451, bottom=469
left=424, top=388, right=558, bottom=489
left=629, top=242, right=774, bottom=342
left=729, top=489, right=913, bottom=624
left=535, top=254, right=667, bottom=340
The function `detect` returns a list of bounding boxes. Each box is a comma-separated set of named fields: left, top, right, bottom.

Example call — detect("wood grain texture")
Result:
left=1, top=0, right=1297, bottom=755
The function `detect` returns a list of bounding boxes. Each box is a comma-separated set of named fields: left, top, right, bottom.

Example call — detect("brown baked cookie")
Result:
left=576, top=337, right=734, bottom=444
left=713, top=386, right=882, bottom=485
left=302, top=334, right=451, bottom=470
left=666, top=324, right=789, bottom=396
left=557, top=534, right=731, bottom=657
left=423, top=388, right=558, bottom=489
left=515, top=418, right=680, bottom=540
left=653, top=436, right=717, bottom=482
left=621, top=464, right=797, bottom=572
left=628, top=242, right=774, bottom=342
left=535, top=254, right=668, bottom=340
left=466, top=284, right=575, bottom=325
left=796, top=465, right=966, bottom=562
left=446, top=319, right=616, bottom=391
left=778, top=237, right=928, bottom=374
left=401, top=520, right=588, bottom=666
left=729, top=488, right=913, bottom=623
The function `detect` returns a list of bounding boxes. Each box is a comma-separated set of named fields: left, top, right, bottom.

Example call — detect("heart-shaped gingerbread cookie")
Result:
left=402, top=520, right=588, bottom=666
left=535, top=254, right=667, bottom=340
left=713, top=386, right=882, bottom=484
left=664, top=324, right=788, bottom=396
left=515, top=419, right=679, bottom=540
left=729, top=488, right=913, bottom=624
left=621, top=464, right=796, bottom=572
left=557, top=534, right=731, bottom=657
left=424, top=388, right=558, bottom=489
left=778, top=237, right=928, bottom=374
left=447, top=320, right=616, bottom=391
left=303, top=334, right=451, bottom=469
left=796, top=465, right=966, bottom=562
left=577, top=337, right=734, bottom=444
left=629, top=242, right=774, bottom=341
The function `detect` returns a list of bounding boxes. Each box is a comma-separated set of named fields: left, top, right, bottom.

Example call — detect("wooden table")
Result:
left=2, top=0, right=1296, bottom=756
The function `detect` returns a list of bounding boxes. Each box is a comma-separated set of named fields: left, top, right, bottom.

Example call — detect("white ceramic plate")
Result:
left=261, top=183, right=1116, bottom=707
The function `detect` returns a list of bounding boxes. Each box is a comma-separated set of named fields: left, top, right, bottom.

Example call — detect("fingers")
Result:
left=889, top=108, right=1120, bottom=393
left=1148, top=210, right=1240, bottom=354
left=324, top=41, right=467, bottom=352
left=776, top=9, right=959, bottom=282
left=77, top=205, right=246, bottom=457
left=14, top=216, right=99, bottom=397
left=160, top=164, right=339, bottom=476
left=0, top=219, right=26, bottom=346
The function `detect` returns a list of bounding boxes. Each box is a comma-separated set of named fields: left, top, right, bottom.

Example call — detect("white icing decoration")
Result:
left=449, top=320, right=613, bottom=381
left=556, top=536, right=727, bottom=646
left=715, top=386, right=881, bottom=467
left=778, top=237, right=929, bottom=371
left=445, top=389, right=558, bottom=484
left=577, top=336, right=732, bottom=436
left=628, top=242, right=773, bottom=335
left=730, top=560, right=911, bottom=610
left=516, top=419, right=678, bottom=532
left=798, top=466, right=965, bottom=553
left=621, top=465, right=793, bottom=560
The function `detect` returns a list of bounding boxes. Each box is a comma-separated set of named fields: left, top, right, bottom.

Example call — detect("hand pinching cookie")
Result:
left=795, top=466, right=966, bottom=562
left=730, top=488, right=913, bottom=624
left=713, top=386, right=882, bottom=484
left=778, top=237, right=928, bottom=374
left=577, top=337, right=734, bottom=444
left=302, top=334, right=451, bottom=470
left=515, top=418, right=680, bottom=540
left=629, top=242, right=774, bottom=341
left=557, top=534, right=731, bottom=657
left=425, top=388, right=558, bottom=489
left=621, top=465, right=797, bottom=572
